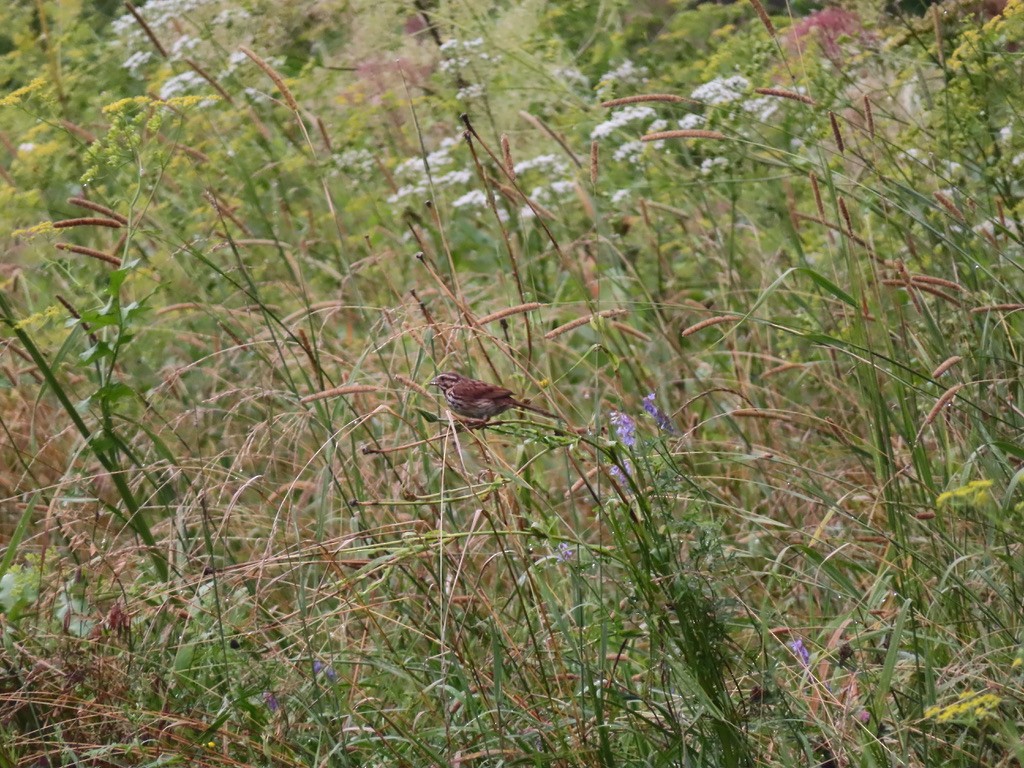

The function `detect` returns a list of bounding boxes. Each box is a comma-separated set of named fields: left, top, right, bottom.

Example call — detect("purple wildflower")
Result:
left=642, top=393, right=676, bottom=433
left=609, top=410, right=636, bottom=448
left=556, top=542, right=576, bottom=562
left=609, top=458, right=633, bottom=485
left=313, top=660, right=338, bottom=681
left=263, top=691, right=279, bottom=712
left=789, top=638, right=810, bottom=669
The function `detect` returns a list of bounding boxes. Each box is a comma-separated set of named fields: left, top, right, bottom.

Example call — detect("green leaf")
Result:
left=95, top=381, right=137, bottom=407
left=0, top=494, right=36, bottom=583
left=795, top=267, right=858, bottom=307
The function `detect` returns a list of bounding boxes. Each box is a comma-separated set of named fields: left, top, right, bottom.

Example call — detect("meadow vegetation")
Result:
left=1, top=0, right=1024, bottom=765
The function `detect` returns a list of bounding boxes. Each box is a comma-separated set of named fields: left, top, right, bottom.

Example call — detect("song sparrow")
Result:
left=430, top=372, right=557, bottom=421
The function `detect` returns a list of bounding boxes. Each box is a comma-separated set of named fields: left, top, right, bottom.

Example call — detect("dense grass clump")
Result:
left=2, top=0, right=1024, bottom=765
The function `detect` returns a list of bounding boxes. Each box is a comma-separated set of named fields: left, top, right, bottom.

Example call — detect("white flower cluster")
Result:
left=387, top=138, right=467, bottom=204
left=600, top=60, right=649, bottom=87
left=335, top=149, right=376, bottom=175
left=170, top=35, right=200, bottom=58
left=439, top=38, right=497, bottom=74
left=610, top=188, right=632, bottom=205
left=212, top=7, right=250, bottom=25
left=122, top=50, right=153, bottom=76
left=456, top=84, right=484, bottom=100
left=591, top=106, right=657, bottom=140
left=549, top=180, right=576, bottom=196
left=112, top=0, right=212, bottom=37
left=509, top=155, right=577, bottom=219
left=243, top=87, right=271, bottom=104
left=453, top=190, right=487, bottom=209
left=742, top=96, right=778, bottom=122
left=691, top=75, right=750, bottom=106
left=613, top=140, right=645, bottom=163
left=513, top=154, right=570, bottom=176
left=436, top=169, right=473, bottom=186
left=115, top=0, right=219, bottom=72
left=552, top=67, right=590, bottom=91
left=700, top=156, right=730, bottom=175
left=159, top=70, right=207, bottom=100
left=223, top=49, right=251, bottom=77
left=678, top=114, right=706, bottom=130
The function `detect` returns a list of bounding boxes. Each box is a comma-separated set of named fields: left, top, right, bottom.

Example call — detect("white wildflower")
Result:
left=336, top=149, right=375, bottom=174
left=601, top=59, right=649, bottom=86
left=440, top=56, right=469, bottom=73
left=742, top=96, right=778, bottom=121
left=456, top=83, right=484, bottom=100
left=223, top=49, right=250, bottom=75
left=170, top=35, right=199, bottom=58
left=386, top=185, right=427, bottom=204
left=453, top=190, right=488, bottom=208
left=213, top=7, right=250, bottom=24
left=425, top=146, right=453, bottom=168
left=613, top=140, right=645, bottom=163
left=243, top=87, right=271, bottom=104
left=591, top=106, right=657, bottom=140
left=610, top=188, right=632, bottom=205
left=122, top=50, right=153, bottom=75
left=678, top=114, right=706, bottom=130
left=553, top=67, right=589, bottom=90
left=159, top=71, right=206, bottom=99
left=439, top=38, right=492, bottom=74
left=435, top=170, right=472, bottom=186
left=513, top=154, right=570, bottom=175
left=549, top=180, right=576, bottom=196
left=529, top=186, right=551, bottom=204
left=700, top=156, right=729, bottom=175
left=395, top=157, right=428, bottom=177
left=691, top=75, right=750, bottom=105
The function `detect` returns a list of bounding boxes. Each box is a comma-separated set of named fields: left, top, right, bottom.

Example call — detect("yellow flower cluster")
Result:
left=924, top=690, right=1002, bottom=723
left=101, top=96, right=154, bottom=115
left=935, top=480, right=993, bottom=508
left=949, top=0, right=1024, bottom=69
left=11, top=221, right=55, bottom=239
left=0, top=77, right=47, bottom=107
left=164, top=95, right=219, bottom=109
left=14, top=303, right=63, bottom=331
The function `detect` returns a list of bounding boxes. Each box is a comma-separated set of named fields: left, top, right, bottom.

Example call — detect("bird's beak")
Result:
left=429, top=377, right=439, bottom=387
